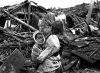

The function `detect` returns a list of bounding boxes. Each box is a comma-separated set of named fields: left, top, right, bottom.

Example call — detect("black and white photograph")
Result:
left=0, top=0, right=100, bottom=73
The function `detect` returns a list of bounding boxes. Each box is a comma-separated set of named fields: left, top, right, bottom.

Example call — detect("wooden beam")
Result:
left=1, top=9, right=37, bottom=31
left=85, top=0, right=95, bottom=33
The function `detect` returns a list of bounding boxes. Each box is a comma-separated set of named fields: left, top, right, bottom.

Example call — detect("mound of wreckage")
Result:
left=1, top=0, right=100, bottom=73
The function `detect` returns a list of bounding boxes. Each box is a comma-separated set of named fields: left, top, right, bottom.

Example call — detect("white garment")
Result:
left=55, top=14, right=66, bottom=23
left=70, top=29, right=76, bottom=34
left=89, top=25, right=99, bottom=31
left=37, top=35, right=61, bottom=72
left=38, top=19, right=42, bottom=27
left=46, top=35, right=60, bottom=49
left=4, top=20, right=11, bottom=28
left=4, top=20, right=16, bottom=29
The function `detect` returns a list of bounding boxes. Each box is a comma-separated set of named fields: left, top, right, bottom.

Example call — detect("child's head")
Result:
left=33, top=31, right=45, bottom=44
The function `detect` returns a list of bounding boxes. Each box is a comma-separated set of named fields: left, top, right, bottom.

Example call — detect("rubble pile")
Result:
left=0, top=0, right=100, bottom=73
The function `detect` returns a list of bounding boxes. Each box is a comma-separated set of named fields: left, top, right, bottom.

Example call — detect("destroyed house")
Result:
left=0, top=0, right=47, bottom=31
left=64, top=2, right=100, bottom=29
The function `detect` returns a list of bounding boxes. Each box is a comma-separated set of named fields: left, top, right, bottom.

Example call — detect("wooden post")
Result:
left=86, top=0, right=95, bottom=24
left=96, top=0, right=100, bottom=29
left=27, top=2, right=31, bottom=24
left=85, top=0, right=95, bottom=33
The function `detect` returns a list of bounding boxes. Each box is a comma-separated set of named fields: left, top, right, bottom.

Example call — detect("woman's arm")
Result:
left=37, top=46, right=54, bottom=62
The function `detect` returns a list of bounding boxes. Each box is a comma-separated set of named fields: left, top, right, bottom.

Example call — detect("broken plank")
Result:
left=0, top=49, right=26, bottom=73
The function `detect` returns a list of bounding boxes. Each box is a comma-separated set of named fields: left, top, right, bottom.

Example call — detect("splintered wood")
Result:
left=0, top=49, right=26, bottom=73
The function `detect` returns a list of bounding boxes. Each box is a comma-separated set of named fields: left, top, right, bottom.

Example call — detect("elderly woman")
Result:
left=31, top=21, right=64, bottom=73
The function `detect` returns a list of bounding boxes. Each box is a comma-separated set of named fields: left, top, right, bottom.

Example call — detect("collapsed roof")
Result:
left=0, top=0, right=47, bottom=17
